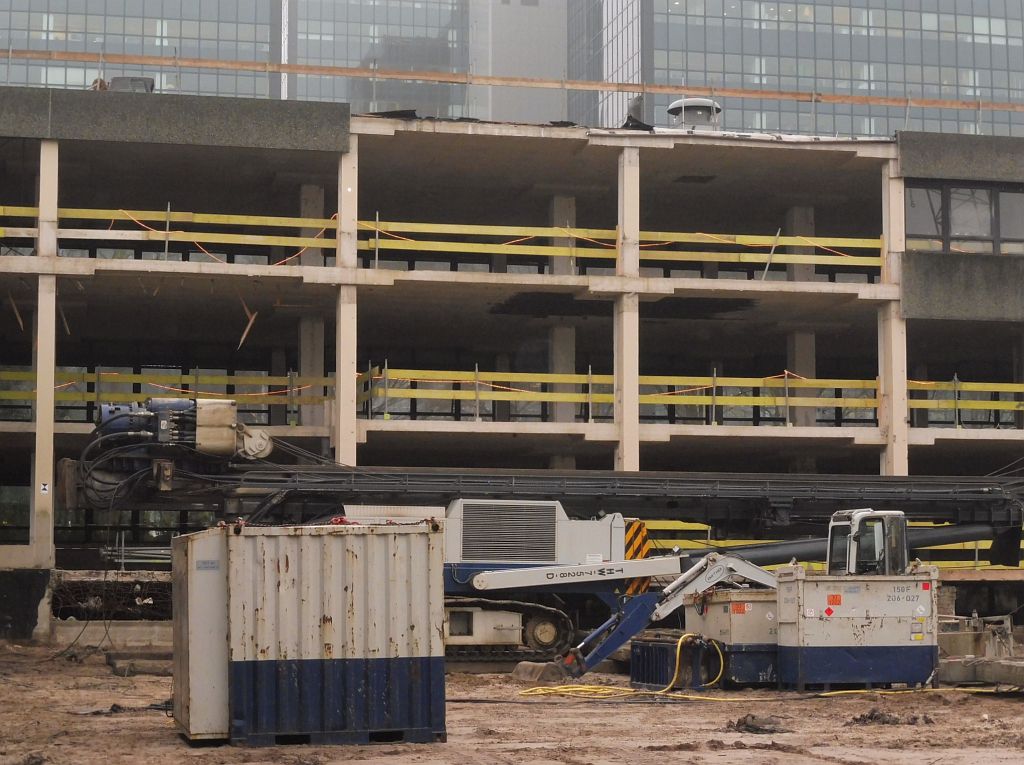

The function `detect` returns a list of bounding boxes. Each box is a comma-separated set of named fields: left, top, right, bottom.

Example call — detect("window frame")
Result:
left=906, top=179, right=1024, bottom=255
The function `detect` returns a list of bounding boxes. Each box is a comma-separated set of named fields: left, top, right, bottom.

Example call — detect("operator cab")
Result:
left=827, top=509, right=909, bottom=576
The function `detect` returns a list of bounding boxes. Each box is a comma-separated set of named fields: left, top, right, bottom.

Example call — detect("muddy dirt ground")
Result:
left=3, top=642, right=1024, bottom=765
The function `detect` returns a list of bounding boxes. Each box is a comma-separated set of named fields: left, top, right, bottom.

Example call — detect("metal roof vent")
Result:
left=667, top=97, right=722, bottom=130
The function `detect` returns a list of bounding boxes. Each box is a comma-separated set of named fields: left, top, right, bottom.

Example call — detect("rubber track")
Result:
left=444, top=597, right=575, bottom=661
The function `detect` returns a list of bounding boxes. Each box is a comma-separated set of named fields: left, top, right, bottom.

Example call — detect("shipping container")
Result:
left=172, top=522, right=446, bottom=745
left=776, top=565, right=939, bottom=689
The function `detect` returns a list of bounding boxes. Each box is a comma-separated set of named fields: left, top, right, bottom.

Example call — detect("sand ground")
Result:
left=3, top=642, right=1024, bottom=765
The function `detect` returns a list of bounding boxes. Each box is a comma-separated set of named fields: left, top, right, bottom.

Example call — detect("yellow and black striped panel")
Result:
left=625, top=520, right=652, bottom=596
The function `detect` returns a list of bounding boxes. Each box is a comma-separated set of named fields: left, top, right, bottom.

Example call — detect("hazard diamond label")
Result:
left=824, top=607, right=834, bottom=617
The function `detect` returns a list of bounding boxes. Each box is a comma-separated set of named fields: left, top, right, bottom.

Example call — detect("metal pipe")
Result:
left=684, top=523, right=1007, bottom=569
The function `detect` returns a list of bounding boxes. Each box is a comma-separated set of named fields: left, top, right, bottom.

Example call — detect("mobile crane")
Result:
left=59, top=397, right=1022, bottom=664
left=511, top=508, right=937, bottom=687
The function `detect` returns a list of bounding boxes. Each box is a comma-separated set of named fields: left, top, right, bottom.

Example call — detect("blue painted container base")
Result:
left=778, top=645, right=938, bottom=689
left=229, top=656, right=446, bottom=746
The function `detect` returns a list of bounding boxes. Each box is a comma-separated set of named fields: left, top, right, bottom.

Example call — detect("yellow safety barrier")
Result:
left=0, top=205, right=39, bottom=217
left=639, top=374, right=878, bottom=409
left=359, top=219, right=883, bottom=269
left=1, top=205, right=882, bottom=272
left=6, top=365, right=1021, bottom=426
left=0, top=205, right=40, bottom=242
left=56, top=207, right=338, bottom=260
left=0, top=370, right=334, bottom=406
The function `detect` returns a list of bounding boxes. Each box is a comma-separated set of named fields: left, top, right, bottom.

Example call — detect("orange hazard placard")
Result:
left=730, top=603, right=747, bottom=614
left=827, top=593, right=842, bottom=606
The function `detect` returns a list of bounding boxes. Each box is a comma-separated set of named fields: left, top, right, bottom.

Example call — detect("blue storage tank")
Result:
left=629, top=630, right=706, bottom=690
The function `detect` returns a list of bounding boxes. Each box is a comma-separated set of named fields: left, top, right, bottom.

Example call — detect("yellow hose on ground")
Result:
left=521, top=632, right=732, bottom=701
left=520, top=634, right=1011, bottom=701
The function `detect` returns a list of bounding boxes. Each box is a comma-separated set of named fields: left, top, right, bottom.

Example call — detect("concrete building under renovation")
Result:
left=2, top=85, right=1024, bottom=637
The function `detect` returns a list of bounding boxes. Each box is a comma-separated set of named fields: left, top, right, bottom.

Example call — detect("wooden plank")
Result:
left=640, top=394, right=878, bottom=407
left=639, top=375, right=876, bottom=389
left=14, top=49, right=1024, bottom=114
left=908, top=399, right=1024, bottom=411
left=1, top=228, right=38, bottom=238
left=639, top=249, right=881, bottom=267
left=368, top=220, right=617, bottom=240
left=367, top=386, right=613, bottom=404
left=361, top=238, right=615, bottom=259
left=57, top=228, right=334, bottom=249
left=640, top=231, right=881, bottom=249
left=59, top=208, right=335, bottom=229
left=0, top=206, right=39, bottom=217
left=384, top=369, right=613, bottom=385
left=49, top=390, right=330, bottom=404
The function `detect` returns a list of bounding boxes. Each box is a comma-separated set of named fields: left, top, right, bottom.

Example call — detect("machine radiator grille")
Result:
left=461, top=502, right=557, bottom=562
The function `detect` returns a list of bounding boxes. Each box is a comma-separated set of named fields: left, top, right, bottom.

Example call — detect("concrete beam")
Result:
left=333, top=285, right=358, bottom=465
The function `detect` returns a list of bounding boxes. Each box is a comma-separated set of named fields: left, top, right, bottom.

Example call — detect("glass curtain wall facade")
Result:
left=0, top=0, right=470, bottom=117
left=0, top=0, right=275, bottom=96
left=571, top=0, right=1024, bottom=136
left=295, top=0, right=468, bottom=116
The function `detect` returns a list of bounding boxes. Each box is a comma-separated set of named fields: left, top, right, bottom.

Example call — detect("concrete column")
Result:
left=37, top=141, right=58, bottom=260
left=878, top=160, right=909, bottom=475
left=910, top=362, right=930, bottom=429
left=878, top=298, right=909, bottom=476
left=784, top=205, right=815, bottom=282
left=881, top=159, right=905, bottom=286
left=31, top=275, right=57, bottom=569
left=549, top=195, right=578, bottom=467
left=786, top=331, right=816, bottom=426
left=298, top=317, right=325, bottom=428
left=299, top=184, right=325, bottom=267
left=493, top=354, right=511, bottom=422
left=337, top=137, right=359, bottom=270
left=613, top=148, right=641, bottom=470
left=614, top=293, right=640, bottom=471
left=549, top=326, right=577, bottom=424
left=296, top=184, right=327, bottom=431
left=1013, top=337, right=1024, bottom=430
left=616, top=148, right=640, bottom=278
left=333, top=286, right=358, bottom=465
left=550, top=195, right=576, bottom=277
left=269, top=348, right=287, bottom=426
left=785, top=206, right=817, bottom=433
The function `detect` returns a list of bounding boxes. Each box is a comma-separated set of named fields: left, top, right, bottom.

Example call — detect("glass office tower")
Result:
left=569, top=0, right=1024, bottom=136
left=0, top=0, right=565, bottom=122
left=5, top=1, right=1024, bottom=134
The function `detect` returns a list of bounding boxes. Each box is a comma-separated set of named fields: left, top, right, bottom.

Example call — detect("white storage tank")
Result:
left=776, top=565, right=939, bottom=689
left=172, top=521, right=446, bottom=745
